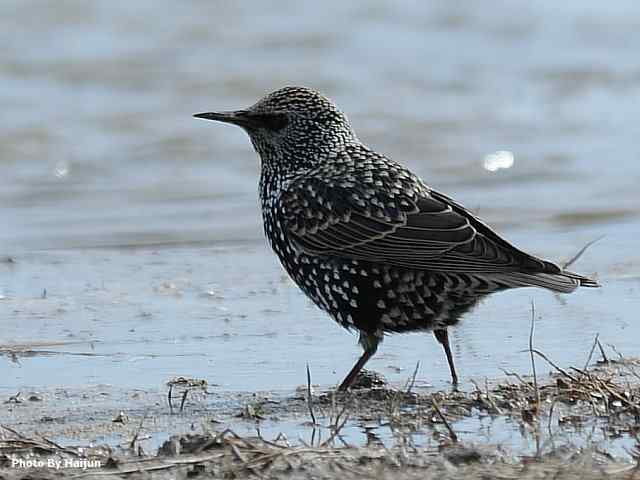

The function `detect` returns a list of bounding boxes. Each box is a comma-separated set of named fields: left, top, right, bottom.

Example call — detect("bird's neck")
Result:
left=259, top=166, right=285, bottom=205
left=258, top=167, right=297, bottom=272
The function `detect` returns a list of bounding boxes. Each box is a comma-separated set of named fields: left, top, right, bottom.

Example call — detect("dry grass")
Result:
left=1, top=424, right=638, bottom=479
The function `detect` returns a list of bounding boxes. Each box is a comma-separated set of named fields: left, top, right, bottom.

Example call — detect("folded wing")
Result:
left=280, top=159, right=558, bottom=275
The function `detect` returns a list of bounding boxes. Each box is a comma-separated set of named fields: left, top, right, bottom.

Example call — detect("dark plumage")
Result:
left=194, top=86, right=598, bottom=390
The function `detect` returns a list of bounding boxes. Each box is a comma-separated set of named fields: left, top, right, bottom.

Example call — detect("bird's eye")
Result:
left=252, top=113, right=289, bottom=132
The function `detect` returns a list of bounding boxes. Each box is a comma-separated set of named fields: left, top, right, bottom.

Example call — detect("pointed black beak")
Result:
left=193, top=110, right=254, bottom=128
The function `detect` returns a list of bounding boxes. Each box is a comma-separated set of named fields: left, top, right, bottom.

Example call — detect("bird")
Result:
left=194, top=86, right=599, bottom=391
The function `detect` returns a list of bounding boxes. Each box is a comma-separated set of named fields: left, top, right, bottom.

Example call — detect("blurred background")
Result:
left=1, top=1, right=638, bottom=394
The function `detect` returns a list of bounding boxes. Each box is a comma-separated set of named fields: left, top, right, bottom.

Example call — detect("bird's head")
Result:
left=194, top=86, right=357, bottom=174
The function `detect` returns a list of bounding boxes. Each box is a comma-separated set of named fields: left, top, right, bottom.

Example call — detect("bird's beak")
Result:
left=193, top=110, right=254, bottom=128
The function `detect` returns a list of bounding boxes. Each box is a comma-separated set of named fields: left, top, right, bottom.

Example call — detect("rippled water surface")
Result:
left=1, top=0, right=639, bottom=421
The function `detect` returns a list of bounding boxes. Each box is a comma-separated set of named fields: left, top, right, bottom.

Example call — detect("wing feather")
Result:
left=280, top=148, right=557, bottom=275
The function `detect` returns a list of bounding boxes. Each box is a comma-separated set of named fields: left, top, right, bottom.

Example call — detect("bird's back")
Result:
left=274, top=143, right=595, bottom=289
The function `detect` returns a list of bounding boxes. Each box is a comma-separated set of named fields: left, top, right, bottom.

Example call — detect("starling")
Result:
left=194, top=86, right=599, bottom=390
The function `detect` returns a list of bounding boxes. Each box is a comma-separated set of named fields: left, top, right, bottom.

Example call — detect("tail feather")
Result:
left=494, top=270, right=600, bottom=294
left=562, top=270, right=600, bottom=288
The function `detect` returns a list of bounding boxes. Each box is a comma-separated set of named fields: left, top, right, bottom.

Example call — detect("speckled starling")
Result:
left=194, top=86, right=598, bottom=390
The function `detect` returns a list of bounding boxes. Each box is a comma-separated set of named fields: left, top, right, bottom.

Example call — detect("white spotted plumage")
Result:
left=195, top=85, right=599, bottom=390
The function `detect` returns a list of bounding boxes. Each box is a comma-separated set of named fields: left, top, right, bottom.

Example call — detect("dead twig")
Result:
left=528, top=349, right=579, bottom=383
left=79, top=453, right=225, bottom=476
left=469, top=379, right=503, bottom=415
left=1, top=424, right=30, bottom=440
left=0, top=425, right=79, bottom=457
left=179, top=389, right=189, bottom=412
left=37, top=434, right=80, bottom=457
left=431, top=397, right=458, bottom=443
left=129, top=412, right=148, bottom=452
left=405, top=361, right=420, bottom=395
left=529, top=301, right=540, bottom=410
left=321, top=398, right=351, bottom=447
left=387, top=361, right=421, bottom=422
left=562, top=235, right=603, bottom=269
left=306, top=363, right=317, bottom=426
left=547, top=397, right=557, bottom=438
left=500, top=368, right=534, bottom=390
left=597, top=337, right=609, bottom=364
left=583, top=334, right=600, bottom=371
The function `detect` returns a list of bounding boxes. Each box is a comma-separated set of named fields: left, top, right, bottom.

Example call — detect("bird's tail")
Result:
left=494, top=270, right=600, bottom=294
left=561, top=270, right=600, bottom=288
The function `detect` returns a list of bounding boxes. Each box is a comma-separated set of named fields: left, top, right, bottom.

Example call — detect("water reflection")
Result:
left=483, top=150, right=514, bottom=172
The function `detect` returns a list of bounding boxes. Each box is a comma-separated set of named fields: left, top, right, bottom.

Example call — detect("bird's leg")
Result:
left=433, top=328, right=458, bottom=385
left=338, top=332, right=380, bottom=392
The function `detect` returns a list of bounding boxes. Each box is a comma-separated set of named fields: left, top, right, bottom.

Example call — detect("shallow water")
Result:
left=1, top=0, right=639, bottom=452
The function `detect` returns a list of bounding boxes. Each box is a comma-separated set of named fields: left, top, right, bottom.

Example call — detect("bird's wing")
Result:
left=280, top=160, right=556, bottom=274
left=423, top=189, right=559, bottom=273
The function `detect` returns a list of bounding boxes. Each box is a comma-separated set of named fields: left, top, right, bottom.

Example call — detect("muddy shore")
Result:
left=2, top=352, right=639, bottom=479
